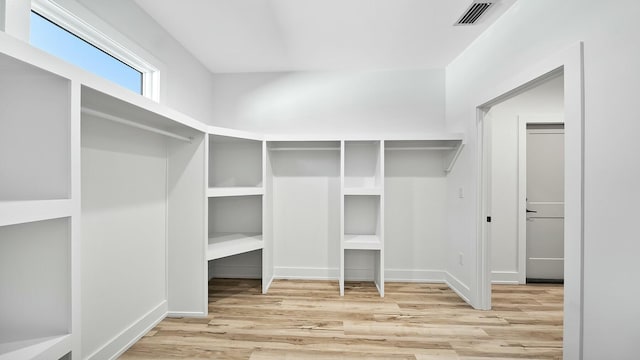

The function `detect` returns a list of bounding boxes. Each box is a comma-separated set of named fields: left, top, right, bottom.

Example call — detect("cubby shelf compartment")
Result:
left=208, top=195, right=263, bottom=260
left=0, top=334, right=71, bottom=360
left=0, top=199, right=73, bottom=227
left=344, top=141, right=383, bottom=190
left=207, top=187, right=264, bottom=197
left=207, top=233, right=263, bottom=260
left=343, top=234, right=382, bottom=250
left=0, top=218, right=71, bottom=359
left=209, top=135, right=263, bottom=189
left=0, top=52, right=71, bottom=202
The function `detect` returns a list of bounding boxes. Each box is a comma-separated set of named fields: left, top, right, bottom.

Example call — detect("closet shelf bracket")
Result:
left=444, top=142, right=465, bottom=173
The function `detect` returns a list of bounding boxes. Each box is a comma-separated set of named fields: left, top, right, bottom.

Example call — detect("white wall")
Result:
left=75, top=0, right=217, bottom=122
left=446, top=1, right=640, bottom=359
left=209, top=69, right=446, bottom=135
left=488, top=75, right=564, bottom=283
left=1, top=0, right=216, bottom=123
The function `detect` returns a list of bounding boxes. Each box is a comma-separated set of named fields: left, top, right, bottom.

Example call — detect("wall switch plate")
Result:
left=459, top=252, right=464, bottom=265
left=458, top=187, right=464, bottom=198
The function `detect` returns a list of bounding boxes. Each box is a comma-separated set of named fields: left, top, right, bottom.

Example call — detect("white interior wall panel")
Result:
left=81, top=116, right=167, bottom=357
left=384, top=150, right=447, bottom=281
left=270, top=148, right=340, bottom=279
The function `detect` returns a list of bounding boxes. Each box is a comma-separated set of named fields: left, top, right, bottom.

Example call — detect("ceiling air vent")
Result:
left=455, top=1, right=494, bottom=26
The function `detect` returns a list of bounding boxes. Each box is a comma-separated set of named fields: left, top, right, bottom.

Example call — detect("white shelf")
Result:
left=384, top=139, right=464, bottom=173
left=343, top=187, right=382, bottom=196
left=207, top=232, right=263, bottom=260
left=0, top=334, right=71, bottom=360
left=0, top=200, right=73, bottom=227
left=268, top=141, right=341, bottom=152
left=343, top=234, right=382, bottom=250
left=207, top=187, right=264, bottom=197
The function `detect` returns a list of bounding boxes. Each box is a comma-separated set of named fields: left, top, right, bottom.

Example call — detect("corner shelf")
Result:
left=0, top=334, right=71, bottom=360
left=207, top=233, right=264, bottom=260
left=207, top=187, right=264, bottom=197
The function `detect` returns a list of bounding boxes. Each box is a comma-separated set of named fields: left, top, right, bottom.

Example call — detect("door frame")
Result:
left=475, top=42, right=584, bottom=359
left=517, top=114, right=564, bottom=284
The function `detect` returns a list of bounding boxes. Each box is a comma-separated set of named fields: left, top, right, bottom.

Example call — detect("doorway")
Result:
left=483, top=75, right=564, bottom=286
left=475, top=43, right=584, bottom=359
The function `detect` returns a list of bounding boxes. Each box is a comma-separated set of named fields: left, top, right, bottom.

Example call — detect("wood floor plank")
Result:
left=120, top=279, right=563, bottom=359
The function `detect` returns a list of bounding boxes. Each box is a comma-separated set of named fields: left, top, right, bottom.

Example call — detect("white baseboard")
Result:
left=274, top=266, right=338, bottom=280
left=273, top=266, right=449, bottom=283
left=166, top=311, right=207, bottom=318
left=385, top=269, right=446, bottom=283
left=263, top=274, right=275, bottom=293
left=85, top=300, right=167, bottom=360
left=491, top=270, right=521, bottom=284
left=445, top=271, right=471, bottom=305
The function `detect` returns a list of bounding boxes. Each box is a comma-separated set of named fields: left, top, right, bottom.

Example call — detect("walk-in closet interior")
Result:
left=0, top=23, right=466, bottom=360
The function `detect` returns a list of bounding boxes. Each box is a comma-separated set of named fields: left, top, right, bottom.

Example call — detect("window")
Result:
left=30, top=11, right=142, bottom=94
left=29, top=1, right=160, bottom=100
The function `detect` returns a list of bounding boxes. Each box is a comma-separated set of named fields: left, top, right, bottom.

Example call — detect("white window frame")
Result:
left=31, top=0, right=161, bottom=101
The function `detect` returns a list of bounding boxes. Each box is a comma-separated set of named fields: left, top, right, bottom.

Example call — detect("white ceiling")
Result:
left=134, top=0, right=517, bottom=73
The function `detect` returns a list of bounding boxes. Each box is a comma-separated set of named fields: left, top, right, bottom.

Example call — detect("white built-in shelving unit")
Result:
left=341, top=141, right=385, bottom=296
left=80, top=84, right=208, bottom=359
left=0, top=47, right=77, bottom=359
left=0, top=48, right=75, bottom=360
left=207, top=133, right=271, bottom=293
left=0, top=31, right=209, bottom=360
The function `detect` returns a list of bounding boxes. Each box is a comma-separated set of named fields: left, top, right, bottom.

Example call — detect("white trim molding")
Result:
left=84, top=301, right=167, bottom=360
left=475, top=42, right=584, bottom=359
left=445, top=271, right=472, bottom=304
left=491, top=270, right=520, bottom=284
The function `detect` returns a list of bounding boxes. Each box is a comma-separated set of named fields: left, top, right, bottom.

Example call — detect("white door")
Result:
left=526, top=125, right=564, bottom=281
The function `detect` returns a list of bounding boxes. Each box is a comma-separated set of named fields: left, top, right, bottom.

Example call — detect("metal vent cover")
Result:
left=455, top=1, right=494, bottom=25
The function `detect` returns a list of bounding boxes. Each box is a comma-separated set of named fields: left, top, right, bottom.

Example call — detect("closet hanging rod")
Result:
left=81, top=107, right=192, bottom=143
left=385, top=146, right=457, bottom=151
left=269, top=147, right=340, bottom=151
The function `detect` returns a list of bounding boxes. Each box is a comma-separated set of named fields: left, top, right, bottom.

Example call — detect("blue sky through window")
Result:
left=30, top=11, right=143, bottom=94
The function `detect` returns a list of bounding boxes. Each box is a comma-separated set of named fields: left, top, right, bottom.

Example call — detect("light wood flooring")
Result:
left=120, top=279, right=563, bottom=359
